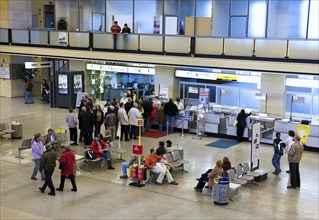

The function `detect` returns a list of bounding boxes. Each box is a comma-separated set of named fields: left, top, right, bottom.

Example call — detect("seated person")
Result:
left=156, top=141, right=166, bottom=156
left=90, top=134, right=115, bottom=170
left=194, top=160, right=224, bottom=192
left=145, top=148, right=178, bottom=185
left=43, top=128, right=60, bottom=152
left=165, top=140, right=174, bottom=153
left=120, top=154, right=144, bottom=179
left=222, top=156, right=232, bottom=171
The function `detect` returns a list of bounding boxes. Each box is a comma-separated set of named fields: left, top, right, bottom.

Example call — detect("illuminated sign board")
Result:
left=86, top=63, right=155, bottom=75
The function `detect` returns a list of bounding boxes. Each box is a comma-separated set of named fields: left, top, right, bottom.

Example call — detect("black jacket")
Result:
left=236, top=112, right=251, bottom=127
left=164, top=101, right=178, bottom=116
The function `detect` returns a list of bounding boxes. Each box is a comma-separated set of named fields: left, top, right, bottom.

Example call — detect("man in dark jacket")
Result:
left=39, top=145, right=57, bottom=196
left=141, top=97, right=152, bottom=131
left=81, top=107, right=95, bottom=146
left=164, top=98, right=178, bottom=133
left=236, top=109, right=251, bottom=142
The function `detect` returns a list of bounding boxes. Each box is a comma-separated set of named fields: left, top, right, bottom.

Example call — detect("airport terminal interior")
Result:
left=0, top=97, right=318, bottom=219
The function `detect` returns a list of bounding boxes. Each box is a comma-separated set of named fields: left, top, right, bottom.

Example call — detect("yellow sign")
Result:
left=216, top=74, right=238, bottom=81
left=297, top=124, right=310, bottom=144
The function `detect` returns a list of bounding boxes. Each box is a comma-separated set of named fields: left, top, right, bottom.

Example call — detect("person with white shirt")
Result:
left=174, top=98, right=184, bottom=115
left=118, top=102, right=130, bottom=141
left=120, top=93, right=128, bottom=105
left=128, top=103, right=142, bottom=140
left=283, top=130, right=295, bottom=174
left=153, top=96, right=161, bottom=108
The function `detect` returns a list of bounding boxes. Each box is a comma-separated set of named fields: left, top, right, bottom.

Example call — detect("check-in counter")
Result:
left=226, top=115, right=250, bottom=138
left=273, top=120, right=318, bottom=148
left=204, top=113, right=221, bottom=134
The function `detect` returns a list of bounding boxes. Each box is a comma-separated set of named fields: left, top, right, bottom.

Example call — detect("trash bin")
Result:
left=213, top=177, right=229, bottom=205
left=11, top=121, right=22, bottom=139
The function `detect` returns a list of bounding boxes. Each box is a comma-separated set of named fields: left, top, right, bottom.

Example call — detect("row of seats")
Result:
left=162, top=151, right=189, bottom=172
left=0, top=122, right=15, bottom=141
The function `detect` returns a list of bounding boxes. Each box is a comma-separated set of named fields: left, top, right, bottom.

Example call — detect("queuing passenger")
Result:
left=112, top=100, right=120, bottom=140
left=150, top=99, right=157, bottom=130
left=194, top=160, right=224, bottom=192
left=174, top=98, right=184, bottom=115
left=153, top=96, right=161, bottom=108
left=145, top=148, right=178, bottom=185
left=156, top=141, right=166, bottom=156
left=31, top=133, right=45, bottom=180
left=236, top=109, right=251, bottom=142
left=125, top=97, right=133, bottom=114
left=157, top=102, right=166, bottom=132
left=141, top=97, right=152, bottom=132
left=90, top=134, right=115, bottom=170
left=164, top=98, right=178, bottom=133
left=56, top=145, right=77, bottom=192
left=128, top=103, right=142, bottom=140
left=81, top=106, right=95, bottom=146
left=94, top=105, right=104, bottom=137
left=121, top=23, right=131, bottom=34
left=104, top=107, right=117, bottom=141
left=78, top=106, right=86, bottom=142
left=287, top=135, right=303, bottom=189
left=272, top=132, right=283, bottom=175
left=39, top=144, right=57, bottom=196
left=118, top=102, right=130, bottom=141
left=120, top=93, right=128, bottom=105
left=66, top=107, right=78, bottom=146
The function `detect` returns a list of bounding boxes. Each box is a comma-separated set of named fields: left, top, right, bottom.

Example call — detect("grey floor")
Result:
left=0, top=97, right=318, bottom=220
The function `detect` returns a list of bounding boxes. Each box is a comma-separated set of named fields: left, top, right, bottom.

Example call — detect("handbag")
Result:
left=233, top=120, right=238, bottom=127
left=59, top=152, right=68, bottom=170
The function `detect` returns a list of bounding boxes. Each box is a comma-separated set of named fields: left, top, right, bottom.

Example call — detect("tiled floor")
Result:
left=0, top=97, right=318, bottom=219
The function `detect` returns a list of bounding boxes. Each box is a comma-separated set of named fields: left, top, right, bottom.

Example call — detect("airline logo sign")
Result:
left=132, top=145, right=143, bottom=155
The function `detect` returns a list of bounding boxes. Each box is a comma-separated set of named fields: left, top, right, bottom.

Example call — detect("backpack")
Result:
left=85, top=149, right=96, bottom=160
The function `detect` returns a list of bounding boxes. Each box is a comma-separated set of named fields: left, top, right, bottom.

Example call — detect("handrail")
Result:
left=0, top=28, right=318, bottom=63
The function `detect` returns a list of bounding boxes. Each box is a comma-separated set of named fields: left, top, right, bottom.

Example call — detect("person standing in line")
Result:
left=56, top=145, right=77, bottom=192
left=31, top=133, right=45, bottom=180
left=66, top=107, right=78, bottom=146
left=24, top=78, right=34, bottom=104
left=78, top=106, right=86, bottom=143
left=164, top=98, right=178, bottom=133
left=174, top=98, right=184, bottom=115
left=141, top=97, right=152, bottom=132
left=118, top=102, right=130, bottom=141
left=124, top=97, right=133, bottom=114
left=157, top=102, right=166, bottom=132
left=39, top=145, right=57, bottom=196
left=149, top=99, right=157, bottom=130
left=120, top=93, right=128, bottom=105
left=272, top=132, right=283, bottom=175
left=236, top=109, right=251, bottom=142
left=104, top=107, right=117, bottom=141
left=93, top=105, right=104, bottom=137
left=287, top=135, right=304, bottom=189
left=128, top=103, right=142, bottom=140
left=81, top=106, right=95, bottom=146
left=121, top=23, right=131, bottom=34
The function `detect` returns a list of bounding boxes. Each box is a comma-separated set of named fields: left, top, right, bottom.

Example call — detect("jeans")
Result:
left=25, top=91, right=33, bottom=103
left=272, top=153, right=282, bottom=174
left=158, top=123, right=164, bottom=132
left=31, top=159, right=45, bottom=179
left=144, top=116, right=150, bottom=131
left=100, top=150, right=112, bottom=166
left=166, top=115, right=175, bottom=133
left=121, top=162, right=130, bottom=176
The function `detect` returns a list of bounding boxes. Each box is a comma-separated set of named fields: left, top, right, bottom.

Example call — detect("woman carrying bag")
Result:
left=56, top=145, right=77, bottom=192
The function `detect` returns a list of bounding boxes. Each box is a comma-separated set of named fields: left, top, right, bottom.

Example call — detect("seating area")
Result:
left=0, top=122, right=15, bottom=141
left=162, top=150, right=189, bottom=172
left=15, top=138, right=33, bottom=159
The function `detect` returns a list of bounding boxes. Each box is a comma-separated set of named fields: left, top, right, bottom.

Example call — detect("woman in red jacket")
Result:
left=90, top=134, right=114, bottom=170
left=56, top=145, right=77, bottom=192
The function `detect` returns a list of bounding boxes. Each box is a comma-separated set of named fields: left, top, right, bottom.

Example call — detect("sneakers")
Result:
left=108, top=166, right=115, bottom=170
left=170, top=181, right=178, bottom=185
left=120, top=175, right=128, bottom=179
left=31, top=177, right=37, bottom=180
left=154, top=181, right=162, bottom=185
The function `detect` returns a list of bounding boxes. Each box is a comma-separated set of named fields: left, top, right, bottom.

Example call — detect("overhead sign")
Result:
left=86, top=63, right=155, bottom=75
left=217, top=74, right=237, bottom=81
left=255, top=92, right=267, bottom=100
left=25, top=61, right=52, bottom=69
left=132, top=144, right=143, bottom=155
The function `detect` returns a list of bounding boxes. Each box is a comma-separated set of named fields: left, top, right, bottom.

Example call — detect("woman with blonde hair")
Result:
left=194, top=160, right=224, bottom=192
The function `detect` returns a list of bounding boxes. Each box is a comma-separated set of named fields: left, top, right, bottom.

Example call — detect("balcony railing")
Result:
left=0, top=28, right=318, bottom=62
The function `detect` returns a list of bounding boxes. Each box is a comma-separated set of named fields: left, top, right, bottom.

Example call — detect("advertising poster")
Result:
left=73, top=74, right=82, bottom=94
left=75, top=91, right=86, bottom=108
left=251, top=122, right=261, bottom=167
left=159, top=84, right=168, bottom=102
left=199, top=88, right=209, bottom=107
left=0, top=64, right=10, bottom=79
left=58, top=74, right=68, bottom=94
left=297, top=124, right=310, bottom=144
